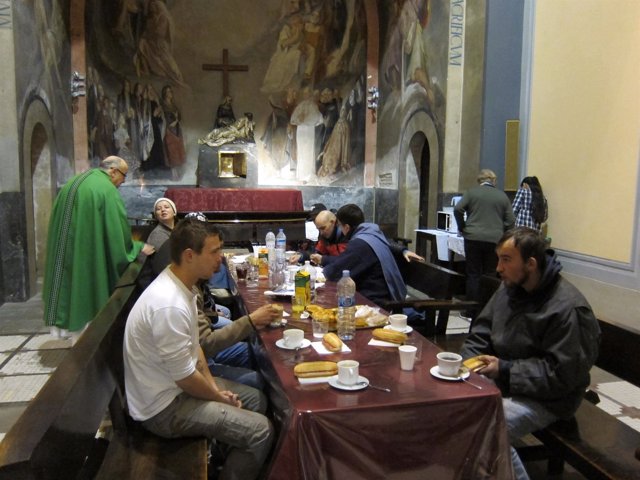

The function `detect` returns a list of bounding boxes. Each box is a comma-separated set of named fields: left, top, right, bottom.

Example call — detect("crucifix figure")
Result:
left=202, top=48, right=249, bottom=98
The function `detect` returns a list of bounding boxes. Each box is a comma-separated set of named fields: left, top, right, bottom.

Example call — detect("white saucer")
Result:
left=384, top=325, right=413, bottom=334
left=328, top=375, right=369, bottom=391
left=429, top=365, right=470, bottom=381
left=275, top=338, right=311, bottom=350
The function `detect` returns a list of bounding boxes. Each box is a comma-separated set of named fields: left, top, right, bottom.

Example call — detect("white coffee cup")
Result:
left=437, top=352, right=463, bottom=377
left=337, top=360, right=359, bottom=386
left=389, top=314, right=408, bottom=332
left=398, top=345, right=417, bottom=370
left=283, top=328, right=304, bottom=348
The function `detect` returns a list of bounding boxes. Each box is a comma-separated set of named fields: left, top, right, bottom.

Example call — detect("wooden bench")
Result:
left=522, top=319, right=640, bottom=479
left=381, top=261, right=477, bottom=338
left=0, top=261, right=208, bottom=479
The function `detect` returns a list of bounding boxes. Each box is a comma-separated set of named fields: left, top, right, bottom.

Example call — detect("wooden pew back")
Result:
left=383, top=261, right=476, bottom=337
left=0, top=262, right=208, bottom=480
left=0, top=262, right=142, bottom=478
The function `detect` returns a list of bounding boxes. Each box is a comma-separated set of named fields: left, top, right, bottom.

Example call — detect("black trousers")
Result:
left=463, top=239, right=498, bottom=315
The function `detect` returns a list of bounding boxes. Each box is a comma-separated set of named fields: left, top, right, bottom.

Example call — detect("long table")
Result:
left=238, top=280, right=513, bottom=479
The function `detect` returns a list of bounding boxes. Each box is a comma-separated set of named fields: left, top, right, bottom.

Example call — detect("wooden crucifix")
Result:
left=202, top=49, right=249, bottom=98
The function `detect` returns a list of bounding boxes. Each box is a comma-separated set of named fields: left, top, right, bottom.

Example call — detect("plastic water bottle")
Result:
left=337, top=270, right=356, bottom=341
left=275, top=229, right=287, bottom=257
left=303, top=260, right=317, bottom=300
left=273, top=229, right=287, bottom=289
left=266, top=230, right=276, bottom=266
left=265, top=231, right=277, bottom=287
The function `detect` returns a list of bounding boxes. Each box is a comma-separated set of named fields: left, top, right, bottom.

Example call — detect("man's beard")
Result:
left=503, top=267, right=529, bottom=289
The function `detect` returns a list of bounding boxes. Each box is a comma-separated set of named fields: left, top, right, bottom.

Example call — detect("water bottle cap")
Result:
left=278, top=228, right=283, bottom=232
left=342, top=270, right=350, bottom=277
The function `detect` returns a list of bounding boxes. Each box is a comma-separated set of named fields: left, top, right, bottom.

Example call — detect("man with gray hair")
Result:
left=43, top=156, right=154, bottom=343
left=454, top=169, right=515, bottom=319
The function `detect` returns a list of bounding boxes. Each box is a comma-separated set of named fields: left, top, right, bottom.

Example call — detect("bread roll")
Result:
left=462, top=356, right=487, bottom=372
left=322, top=332, right=343, bottom=352
left=294, top=361, right=338, bottom=378
left=372, top=328, right=407, bottom=344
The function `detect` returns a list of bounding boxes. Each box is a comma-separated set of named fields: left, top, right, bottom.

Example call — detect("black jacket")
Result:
left=461, top=251, right=600, bottom=419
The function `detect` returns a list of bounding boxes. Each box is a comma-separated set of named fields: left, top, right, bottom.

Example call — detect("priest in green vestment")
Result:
left=43, top=156, right=155, bottom=341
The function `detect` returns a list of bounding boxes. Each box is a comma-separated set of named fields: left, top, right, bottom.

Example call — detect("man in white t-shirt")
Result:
left=124, top=219, right=275, bottom=480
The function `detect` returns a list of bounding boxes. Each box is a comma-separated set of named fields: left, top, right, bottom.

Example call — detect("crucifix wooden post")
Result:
left=202, top=48, right=249, bottom=98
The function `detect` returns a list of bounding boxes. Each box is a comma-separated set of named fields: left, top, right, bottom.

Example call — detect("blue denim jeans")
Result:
left=503, top=396, right=558, bottom=480
left=142, top=379, right=273, bottom=480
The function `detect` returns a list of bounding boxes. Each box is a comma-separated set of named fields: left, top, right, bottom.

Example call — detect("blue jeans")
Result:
left=142, top=379, right=273, bottom=480
left=208, top=319, right=262, bottom=388
left=503, top=396, right=558, bottom=480
left=213, top=341, right=252, bottom=369
left=209, top=362, right=265, bottom=391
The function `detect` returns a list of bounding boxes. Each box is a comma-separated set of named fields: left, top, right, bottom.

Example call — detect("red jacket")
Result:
left=315, top=227, right=348, bottom=256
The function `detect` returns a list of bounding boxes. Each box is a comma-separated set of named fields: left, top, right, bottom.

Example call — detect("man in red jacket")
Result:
left=310, top=210, right=348, bottom=264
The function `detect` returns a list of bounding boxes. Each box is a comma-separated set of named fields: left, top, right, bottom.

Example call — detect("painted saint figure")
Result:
left=161, top=85, right=186, bottom=179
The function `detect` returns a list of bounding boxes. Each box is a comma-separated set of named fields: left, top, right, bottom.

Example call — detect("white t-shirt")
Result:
left=124, top=267, right=199, bottom=421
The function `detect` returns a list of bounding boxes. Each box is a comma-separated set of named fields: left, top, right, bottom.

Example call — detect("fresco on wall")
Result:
left=14, top=0, right=73, bottom=161
left=84, top=0, right=367, bottom=187
left=375, top=0, right=448, bottom=186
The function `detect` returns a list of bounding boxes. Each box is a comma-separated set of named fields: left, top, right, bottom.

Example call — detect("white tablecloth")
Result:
left=416, top=229, right=465, bottom=261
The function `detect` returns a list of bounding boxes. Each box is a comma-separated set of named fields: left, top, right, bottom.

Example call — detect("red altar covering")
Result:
left=163, top=188, right=303, bottom=212
left=239, top=281, right=514, bottom=480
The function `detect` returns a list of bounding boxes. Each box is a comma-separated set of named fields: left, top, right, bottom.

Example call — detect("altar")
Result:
left=164, top=187, right=307, bottom=246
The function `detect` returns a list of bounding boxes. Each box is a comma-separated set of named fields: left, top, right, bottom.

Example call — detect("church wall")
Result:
left=520, top=1, right=640, bottom=330
left=0, top=1, right=74, bottom=302
left=480, top=0, right=523, bottom=188
left=375, top=0, right=485, bottom=242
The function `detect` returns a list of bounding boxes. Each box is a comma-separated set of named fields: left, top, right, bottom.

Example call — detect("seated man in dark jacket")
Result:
left=461, top=227, right=600, bottom=480
left=320, top=204, right=408, bottom=306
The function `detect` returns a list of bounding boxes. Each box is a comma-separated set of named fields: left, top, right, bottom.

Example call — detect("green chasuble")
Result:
left=43, top=169, right=143, bottom=332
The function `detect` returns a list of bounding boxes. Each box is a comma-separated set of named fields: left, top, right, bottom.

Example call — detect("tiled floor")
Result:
left=0, top=291, right=72, bottom=442
left=0, top=295, right=638, bottom=479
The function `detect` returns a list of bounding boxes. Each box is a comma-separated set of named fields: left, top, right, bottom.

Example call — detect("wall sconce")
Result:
left=367, top=86, right=379, bottom=122
left=71, top=71, right=86, bottom=98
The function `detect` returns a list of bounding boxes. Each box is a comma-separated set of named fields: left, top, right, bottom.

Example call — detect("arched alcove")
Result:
left=23, top=96, right=56, bottom=292
left=397, top=108, right=439, bottom=245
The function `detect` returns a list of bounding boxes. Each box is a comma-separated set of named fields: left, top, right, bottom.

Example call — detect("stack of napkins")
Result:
left=298, top=375, right=334, bottom=385
left=368, top=339, right=400, bottom=348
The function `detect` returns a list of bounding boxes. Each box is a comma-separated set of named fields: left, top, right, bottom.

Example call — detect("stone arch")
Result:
left=23, top=95, right=57, bottom=291
left=397, top=107, right=439, bottom=245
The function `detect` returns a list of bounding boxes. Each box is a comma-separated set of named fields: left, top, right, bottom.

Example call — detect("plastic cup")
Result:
left=312, top=318, right=329, bottom=339
left=399, top=345, right=417, bottom=370
left=270, top=304, right=284, bottom=327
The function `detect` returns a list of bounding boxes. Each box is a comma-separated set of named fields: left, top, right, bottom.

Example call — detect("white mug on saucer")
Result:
left=337, top=360, right=359, bottom=386
left=283, top=329, right=304, bottom=348
left=388, top=314, right=408, bottom=332
left=436, top=352, right=462, bottom=377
